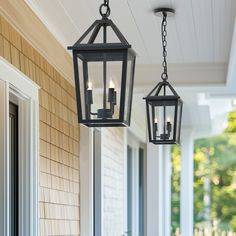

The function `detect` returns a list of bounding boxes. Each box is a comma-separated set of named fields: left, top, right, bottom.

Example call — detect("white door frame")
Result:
left=79, top=126, right=103, bottom=236
left=126, top=131, right=146, bottom=236
left=80, top=125, right=94, bottom=236
left=0, top=57, right=39, bottom=236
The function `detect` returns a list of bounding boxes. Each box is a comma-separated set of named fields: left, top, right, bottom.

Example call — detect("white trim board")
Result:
left=0, top=57, right=39, bottom=236
left=0, top=57, right=39, bottom=98
left=80, top=125, right=94, bottom=236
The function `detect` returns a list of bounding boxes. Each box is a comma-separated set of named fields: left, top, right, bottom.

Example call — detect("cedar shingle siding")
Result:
left=0, top=15, right=80, bottom=236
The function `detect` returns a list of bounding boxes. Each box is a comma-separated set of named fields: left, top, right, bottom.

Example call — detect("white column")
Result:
left=146, top=142, right=172, bottom=236
left=163, top=145, right=171, bottom=236
left=180, top=128, right=194, bottom=236
left=80, top=125, right=94, bottom=236
left=146, top=142, right=163, bottom=236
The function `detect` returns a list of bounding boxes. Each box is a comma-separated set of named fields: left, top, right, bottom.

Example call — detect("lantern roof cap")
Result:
left=68, top=18, right=134, bottom=50
left=144, top=81, right=181, bottom=99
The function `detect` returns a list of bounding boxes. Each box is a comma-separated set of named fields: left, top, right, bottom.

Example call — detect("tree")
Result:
left=194, top=134, right=236, bottom=231
left=171, top=146, right=181, bottom=232
left=194, top=111, right=236, bottom=231
left=171, top=111, right=236, bottom=233
left=225, top=112, right=236, bottom=133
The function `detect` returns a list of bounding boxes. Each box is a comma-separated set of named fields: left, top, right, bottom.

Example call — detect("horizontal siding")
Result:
left=0, top=14, right=80, bottom=236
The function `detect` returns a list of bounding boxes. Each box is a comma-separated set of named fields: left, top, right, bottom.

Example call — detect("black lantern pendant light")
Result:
left=68, top=0, right=136, bottom=127
left=144, top=8, right=183, bottom=145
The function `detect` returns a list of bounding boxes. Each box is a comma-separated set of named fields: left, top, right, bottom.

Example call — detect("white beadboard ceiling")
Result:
left=25, top=0, right=236, bottom=135
left=25, top=0, right=236, bottom=86
left=25, top=0, right=236, bottom=64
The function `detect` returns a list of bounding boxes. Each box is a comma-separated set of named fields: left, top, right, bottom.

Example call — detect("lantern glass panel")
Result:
left=175, top=99, right=183, bottom=143
left=147, top=99, right=177, bottom=143
left=124, top=51, right=135, bottom=124
left=75, top=50, right=127, bottom=122
left=76, top=58, right=86, bottom=120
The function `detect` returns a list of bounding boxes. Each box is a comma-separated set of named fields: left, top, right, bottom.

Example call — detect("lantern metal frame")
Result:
left=145, top=81, right=183, bottom=144
left=143, top=7, right=183, bottom=145
left=68, top=0, right=136, bottom=127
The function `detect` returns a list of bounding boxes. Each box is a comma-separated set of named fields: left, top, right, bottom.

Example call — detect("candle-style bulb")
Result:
left=108, top=79, right=116, bottom=103
left=154, top=117, right=158, bottom=139
left=109, top=80, right=115, bottom=89
left=166, top=117, right=172, bottom=134
left=86, top=81, right=93, bottom=105
left=113, top=90, right=117, bottom=105
left=87, top=81, right=93, bottom=90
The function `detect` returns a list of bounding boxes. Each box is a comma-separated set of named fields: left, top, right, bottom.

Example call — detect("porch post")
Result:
left=163, top=145, right=171, bottom=236
left=146, top=142, right=163, bottom=236
left=180, top=128, right=194, bottom=236
left=80, top=125, right=94, bottom=236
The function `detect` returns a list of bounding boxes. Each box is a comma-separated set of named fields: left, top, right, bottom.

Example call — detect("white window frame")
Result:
left=80, top=126, right=104, bottom=236
left=125, top=131, right=146, bottom=236
left=0, top=57, right=39, bottom=236
left=80, top=125, right=94, bottom=236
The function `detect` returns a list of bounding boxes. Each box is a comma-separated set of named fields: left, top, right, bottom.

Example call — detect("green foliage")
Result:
left=225, top=112, right=236, bottom=133
left=171, top=146, right=181, bottom=232
left=194, top=133, right=236, bottom=230
left=230, top=216, right=236, bottom=231
left=171, top=111, right=236, bottom=233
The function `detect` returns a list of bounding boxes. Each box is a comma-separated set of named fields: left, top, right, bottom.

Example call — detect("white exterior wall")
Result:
left=102, top=128, right=125, bottom=236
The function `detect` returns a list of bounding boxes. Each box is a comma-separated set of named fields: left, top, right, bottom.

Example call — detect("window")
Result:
left=9, top=102, right=19, bottom=236
left=80, top=127, right=146, bottom=236
left=126, top=132, right=146, bottom=236
left=139, top=148, right=145, bottom=236
left=0, top=58, right=39, bottom=236
left=127, top=146, right=133, bottom=234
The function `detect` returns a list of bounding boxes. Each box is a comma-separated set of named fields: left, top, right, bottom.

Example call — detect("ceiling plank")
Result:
left=213, top=0, right=236, bottom=62
left=59, top=0, right=96, bottom=44
left=171, top=0, right=199, bottom=63
left=191, top=0, right=214, bottom=62
left=127, top=0, right=183, bottom=64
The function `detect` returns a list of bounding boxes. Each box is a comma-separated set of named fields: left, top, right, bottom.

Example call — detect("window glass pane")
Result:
left=127, top=146, right=133, bottom=234
left=9, top=102, right=19, bottom=236
left=139, top=148, right=145, bottom=236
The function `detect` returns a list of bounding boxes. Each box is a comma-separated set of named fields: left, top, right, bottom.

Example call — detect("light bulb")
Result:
left=109, top=80, right=115, bottom=89
left=167, top=117, right=171, bottom=123
left=87, top=81, right=93, bottom=90
left=154, top=118, right=158, bottom=123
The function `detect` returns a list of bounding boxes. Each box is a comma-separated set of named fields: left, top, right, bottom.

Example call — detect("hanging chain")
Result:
left=99, top=0, right=111, bottom=18
left=161, top=12, right=168, bottom=81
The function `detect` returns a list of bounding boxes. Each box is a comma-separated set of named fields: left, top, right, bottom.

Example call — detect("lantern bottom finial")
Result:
left=97, top=109, right=113, bottom=119
left=160, top=133, right=170, bottom=140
